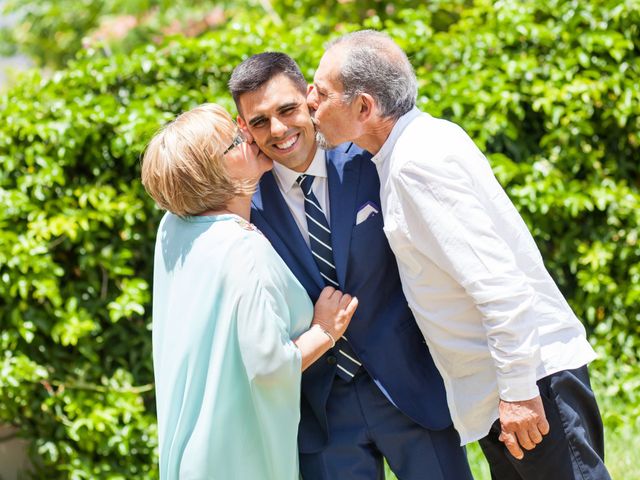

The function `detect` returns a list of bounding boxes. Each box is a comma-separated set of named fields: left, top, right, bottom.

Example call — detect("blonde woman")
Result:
left=141, top=103, right=358, bottom=480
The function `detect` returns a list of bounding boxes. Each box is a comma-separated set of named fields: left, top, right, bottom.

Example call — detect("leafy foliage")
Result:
left=0, top=0, right=638, bottom=477
left=0, top=0, right=261, bottom=69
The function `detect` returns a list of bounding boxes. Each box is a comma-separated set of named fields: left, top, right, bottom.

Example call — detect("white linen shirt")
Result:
left=272, top=147, right=329, bottom=248
left=372, top=107, right=597, bottom=445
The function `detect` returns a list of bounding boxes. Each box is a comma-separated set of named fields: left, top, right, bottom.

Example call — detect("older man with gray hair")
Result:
left=307, top=29, right=610, bottom=480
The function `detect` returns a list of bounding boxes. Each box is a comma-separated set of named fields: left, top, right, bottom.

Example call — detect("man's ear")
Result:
left=357, top=93, right=376, bottom=122
left=236, top=115, right=254, bottom=143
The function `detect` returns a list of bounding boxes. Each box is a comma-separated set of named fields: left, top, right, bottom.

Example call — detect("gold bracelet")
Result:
left=321, top=329, right=336, bottom=348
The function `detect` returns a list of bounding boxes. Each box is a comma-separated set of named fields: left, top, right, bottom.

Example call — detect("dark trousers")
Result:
left=300, top=370, right=473, bottom=480
left=479, top=366, right=611, bottom=480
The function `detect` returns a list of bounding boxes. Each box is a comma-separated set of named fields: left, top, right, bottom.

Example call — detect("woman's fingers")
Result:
left=319, top=286, right=337, bottom=300
left=338, top=293, right=352, bottom=308
left=343, top=297, right=359, bottom=317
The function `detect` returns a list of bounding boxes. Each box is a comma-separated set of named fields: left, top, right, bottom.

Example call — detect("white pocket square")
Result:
left=356, top=201, right=380, bottom=225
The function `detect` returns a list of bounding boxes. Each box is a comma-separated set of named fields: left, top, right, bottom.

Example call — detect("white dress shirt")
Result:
left=271, top=147, right=329, bottom=247
left=372, top=107, right=597, bottom=445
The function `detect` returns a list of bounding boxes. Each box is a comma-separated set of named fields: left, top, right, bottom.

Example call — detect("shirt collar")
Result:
left=272, top=147, right=327, bottom=193
left=371, top=107, right=422, bottom=166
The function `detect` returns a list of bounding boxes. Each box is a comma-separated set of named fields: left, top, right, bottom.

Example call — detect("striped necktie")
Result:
left=297, top=174, right=362, bottom=382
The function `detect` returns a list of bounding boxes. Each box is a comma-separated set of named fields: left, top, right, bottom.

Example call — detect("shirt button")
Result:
left=327, top=355, right=337, bottom=365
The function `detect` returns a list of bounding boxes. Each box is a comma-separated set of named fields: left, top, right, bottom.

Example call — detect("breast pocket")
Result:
left=351, top=211, right=384, bottom=239
left=349, top=212, right=387, bottom=270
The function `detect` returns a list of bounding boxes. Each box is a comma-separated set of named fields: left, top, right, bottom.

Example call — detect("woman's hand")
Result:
left=294, top=287, right=359, bottom=371
left=312, top=286, right=359, bottom=341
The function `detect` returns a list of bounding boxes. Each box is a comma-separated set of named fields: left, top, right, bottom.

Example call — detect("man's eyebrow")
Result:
left=248, top=114, right=266, bottom=127
left=247, top=102, right=299, bottom=127
left=277, top=101, right=299, bottom=112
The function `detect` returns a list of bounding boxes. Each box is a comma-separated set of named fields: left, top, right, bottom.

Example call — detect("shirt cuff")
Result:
left=497, top=371, right=540, bottom=402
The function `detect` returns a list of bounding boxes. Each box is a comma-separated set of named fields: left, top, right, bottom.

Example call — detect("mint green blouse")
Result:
left=152, top=213, right=312, bottom=480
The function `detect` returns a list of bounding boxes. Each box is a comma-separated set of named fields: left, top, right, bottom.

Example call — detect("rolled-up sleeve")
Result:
left=393, top=153, right=541, bottom=401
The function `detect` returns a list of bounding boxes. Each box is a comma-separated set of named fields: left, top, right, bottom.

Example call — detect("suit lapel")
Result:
left=327, top=146, right=361, bottom=288
left=252, top=172, right=325, bottom=290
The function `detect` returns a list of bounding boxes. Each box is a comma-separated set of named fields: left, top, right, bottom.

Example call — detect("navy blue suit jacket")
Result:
left=251, top=143, right=452, bottom=454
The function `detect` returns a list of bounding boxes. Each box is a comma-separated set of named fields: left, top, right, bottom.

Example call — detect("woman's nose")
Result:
left=307, top=86, right=318, bottom=110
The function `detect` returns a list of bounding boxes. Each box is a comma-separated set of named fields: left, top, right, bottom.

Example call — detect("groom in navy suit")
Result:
left=229, top=53, right=472, bottom=480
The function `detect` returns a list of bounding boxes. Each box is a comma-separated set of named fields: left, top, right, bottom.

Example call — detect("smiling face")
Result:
left=237, top=73, right=317, bottom=173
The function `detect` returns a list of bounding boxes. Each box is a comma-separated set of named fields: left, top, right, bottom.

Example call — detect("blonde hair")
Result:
left=141, top=103, right=255, bottom=216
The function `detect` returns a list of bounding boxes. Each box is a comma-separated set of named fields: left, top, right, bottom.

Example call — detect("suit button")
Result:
left=327, top=355, right=337, bottom=365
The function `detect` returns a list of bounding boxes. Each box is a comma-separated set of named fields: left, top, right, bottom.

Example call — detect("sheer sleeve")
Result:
left=233, top=234, right=304, bottom=385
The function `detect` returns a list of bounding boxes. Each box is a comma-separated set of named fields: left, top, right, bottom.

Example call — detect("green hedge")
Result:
left=1, top=1, right=638, bottom=477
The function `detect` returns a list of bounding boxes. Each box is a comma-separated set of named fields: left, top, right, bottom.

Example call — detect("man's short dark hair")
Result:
left=229, top=52, right=307, bottom=114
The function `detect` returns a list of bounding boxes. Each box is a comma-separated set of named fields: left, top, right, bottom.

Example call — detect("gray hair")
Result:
left=328, top=30, right=417, bottom=120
